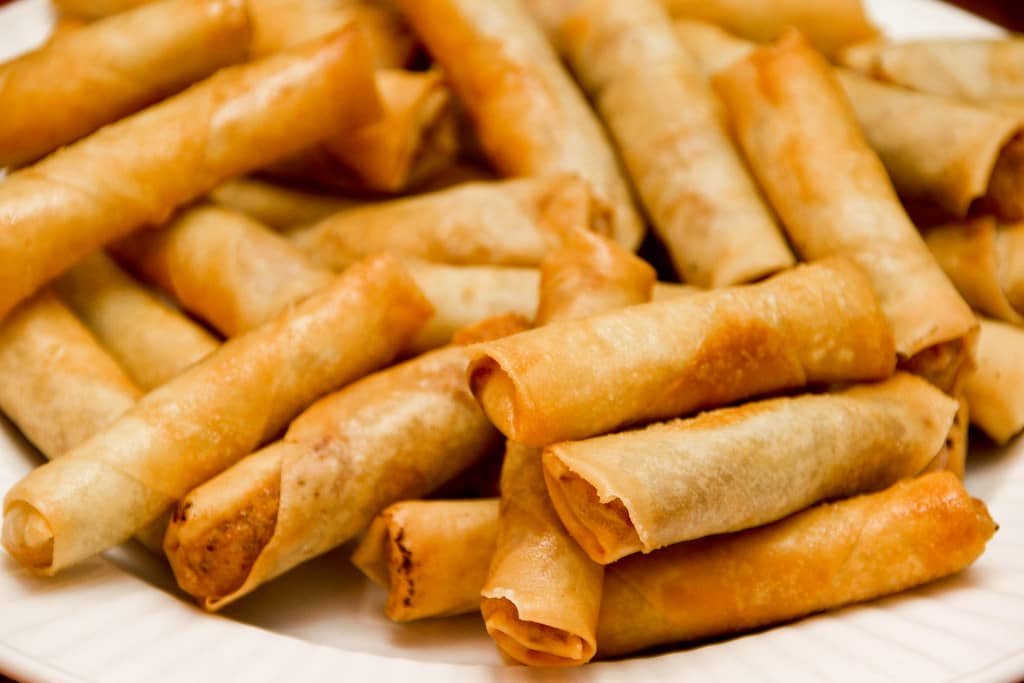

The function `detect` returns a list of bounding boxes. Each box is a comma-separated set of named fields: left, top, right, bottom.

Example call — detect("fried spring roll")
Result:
left=2, top=255, right=431, bottom=575
left=209, top=178, right=358, bottom=232
left=352, top=499, right=500, bottom=622
left=290, top=174, right=609, bottom=270
left=0, top=0, right=250, bottom=169
left=965, top=319, right=1024, bottom=444
left=713, top=33, right=977, bottom=393
left=55, top=252, right=219, bottom=390
left=559, top=0, right=793, bottom=287
left=543, top=373, right=957, bottom=565
left=925, top=217, right=1024, bottom=325
left=660, top=0, right=877, bottom=57
left=941, top=395, right=970, bottom=480
left=53, top=0, right=151, bottom=19
left=395, top=0, right=644, bottom=250
left=0, top=30, right=379, bottom=321
left=469, top=258, right=894, bottom=446
left=598, top=472, right=995, bottom=656
left=165, top=317, right=528, bottom=608
left=113, top=206, right=334, bottom=337
left=675, top=20, right=1024, bottom=219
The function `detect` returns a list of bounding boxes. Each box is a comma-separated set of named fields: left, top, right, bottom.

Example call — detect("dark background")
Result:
left=948, top=0, right=1024, bottom=31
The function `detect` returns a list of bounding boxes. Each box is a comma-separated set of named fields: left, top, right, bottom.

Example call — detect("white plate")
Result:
left=0, top=1, right=1022, bottom=681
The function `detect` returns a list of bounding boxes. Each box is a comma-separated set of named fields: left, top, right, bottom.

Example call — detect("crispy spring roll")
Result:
left=165, top=317, right=528, bottom=609
left=559, top=0, right=793, bottom=287
left=0, top=30, right=380, bottom=321
left=209, top=178, right=358, bottom=232
left=290, top=174, right=609, bottom=270
left=543, top=373, right=957, bottom=565
left=55, top=252, right=219, bottom=390
left=469, top=258, right=895, bottom=446
left=113, top=205, right=334, bottom=337
left=925, top=217, right=1024, bottom=325
left=660, top=0, right=877, bottom=57
left=0, top=0, right=250, bottom=169
left=941, top=395, right=970, bottom=480
left=2, top=254, right=431, bottom=575
left=597, top=472, right=995, bottom=657
left=965, top=319, right=1024, bottom=444
left=352, top=499, right=500, bottom=622
left=395, top=0, right=644, bottom=250
left=675, top=20, right=1024, bottom=219
left=53, top=0, right=151, bottom=19
left=714, top=33, right=977, bottom=393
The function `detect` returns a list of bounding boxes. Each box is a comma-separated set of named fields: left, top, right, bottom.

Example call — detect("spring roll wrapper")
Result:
left=941, top=395, right=970, bottom=480
left=713, top=33, right=977, bottom=392
left=0, top=30, right=380, bottom=321
left=114, top=205, right=335, bottom=337
left=0, top=0, right=251, bottom=169
left=560, top=0, right=793, bottom=287
left=352, top=499, right=500, bottom=622
left=2, top=255, right=432, bottom=574
left=209, top=178, right=358, bottom=232
left=291, top=174, right=609, bottom=271
left=53, top=0, right=151, bottom=19
left=660, top=0, right=877, bottom=57
left=481, top=443, right=603, bottom=667
left=55, top=252, right=219, bottom=390
left=543, top=373, right=956, bottom=565
left=395, top=0, right=644, bottom=251
left=469, top=258, right=894, bottom=447
left=965, top=319, right=1024, bottom=444
left=597, top=471, right=995, bottom=657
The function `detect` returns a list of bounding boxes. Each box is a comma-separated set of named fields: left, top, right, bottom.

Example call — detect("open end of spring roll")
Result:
left=469, top=258, right=895, bottom=447
left=983, top=133, right=1024, bottom=220
left=395, top=0, right=644, bottom=250
left=560, top=0, right=794, bottom=288
left=597, top=471, right=996, bottom=657
left=351, top=499, right=500, bottom=622
left=543, top=373, right=957, bottom=564
left=965, top=319, right=1024, bottom=444
left=209, top=178, right=359, bottom=232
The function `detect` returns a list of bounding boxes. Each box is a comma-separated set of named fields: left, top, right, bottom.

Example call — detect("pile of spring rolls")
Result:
left=1, top=0, right=1020, bottom=668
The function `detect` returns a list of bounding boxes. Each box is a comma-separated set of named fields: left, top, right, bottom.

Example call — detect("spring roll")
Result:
left=0, top=30, right=379, bottom=321
left=352, top=499, right=500, bottom=622
left=113, top=205, right=334, bottom=337
left=713, top=32, right=977, bottom=393
left=965, top=319, right=1024, bottom=444
left=395, top=0, right=644, bottom=250
left=469, top=258, right=894, bottom=446
left=209, top=178, right=358, bottom=232
left=675, top=20, right=1024, bottom=220
left=290, top=174, right=608, bottom=271
left=925, top=217, right=1024, bottom=325
left=55, top=252, right=219, bottom=390
left=559, top=0, right=793, bottom=287
left=164, top=317, right=528, bottom=608
left=543, top=373, right=956, bottom=565
left=942, top=395, right=970, bottom=480
left=0, top=0, right=251, bottom=169
left=53, top=0, right=151, bottom=19
left=660, top=0, right=877, bottom=57
left=2, top=254, right=432, bottom=575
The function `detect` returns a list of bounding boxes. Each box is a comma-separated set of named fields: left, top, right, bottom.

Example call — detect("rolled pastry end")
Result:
left=2, top=501, right=55, bottom=572
left=481, top=596, right=594, bottom=667
left=467, top=355, right=524, bottom=444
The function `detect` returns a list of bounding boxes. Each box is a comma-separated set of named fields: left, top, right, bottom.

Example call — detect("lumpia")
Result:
left=964, top=319, right=1024, bottom=444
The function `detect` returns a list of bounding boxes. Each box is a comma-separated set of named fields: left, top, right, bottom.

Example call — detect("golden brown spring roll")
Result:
left=55, top=252, right=219, bottom=390
left=660, top=0, right=878, bottom=57
left=925, top=217, right=1024, bottom=325
left=0, top=0, right=250, bottom=169
left=113, top=205, right=334, bottom=337
left=395, top=0, right=644, bottom=250
left=165, top=318, right=529, bottom=609
left=352, top=499, right=500, bottom=622
left=209, top=178, right=358, bottom=232
left=675, top=20, right=1024, bottom=219
left=290, top=174, right=609, bottom=271
left=942, top=395, right=970, bottom=480
left=52, top=0, right=151, bottom=20
left=469, top=258, right=895, bottom=446
left=2, top=254, right=431, bottom=575
left=597, top=472, right=995, bottom=657
left=714, top=33, right=977, bottom=392
left=543, top=373, right=956, bottom=565
left=965, top=319, right=1024, bottom=444
left=559, top=0, right=793, bottom=287
left=0, top=30, right=379, bottom=321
